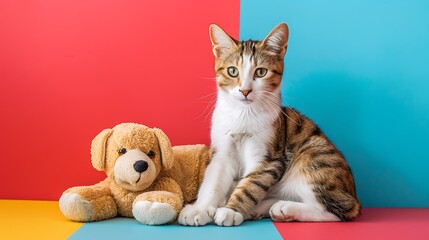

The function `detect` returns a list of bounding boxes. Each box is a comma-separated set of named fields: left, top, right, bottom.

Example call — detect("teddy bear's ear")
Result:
left=153, top=128, right=174, bottom=170
left=90, top=128, right=113, bottom=171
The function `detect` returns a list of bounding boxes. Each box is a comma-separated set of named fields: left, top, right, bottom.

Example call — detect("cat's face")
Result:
left=209, top=23, right=289, bottom=106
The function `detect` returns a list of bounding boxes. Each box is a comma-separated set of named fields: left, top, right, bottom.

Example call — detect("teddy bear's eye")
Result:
left=147, top=151, right=155, bottom=158
left=118, top=148, right=127, bottom=154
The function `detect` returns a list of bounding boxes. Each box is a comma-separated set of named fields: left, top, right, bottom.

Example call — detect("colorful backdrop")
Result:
left=1, top=0, right=428, bottom=208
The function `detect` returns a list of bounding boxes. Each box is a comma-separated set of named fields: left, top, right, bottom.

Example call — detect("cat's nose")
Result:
left=239, top=89, right=252, bottom=97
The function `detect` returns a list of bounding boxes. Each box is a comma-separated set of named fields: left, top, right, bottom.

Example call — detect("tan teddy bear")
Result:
left=59, top=123, right=210, bottom=225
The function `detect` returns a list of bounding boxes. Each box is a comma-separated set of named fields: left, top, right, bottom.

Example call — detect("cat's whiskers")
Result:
left=193, top=92, right=217, bottom=103
left=259, top=90, right=302, bottom=126
left=280, top=100, right=302, bottom=126
left=258, top=90, right=281, bottom=110
left=195, top=93, right=217, bottom=125
left=196, top=75, right=218, bottom=81
left=258, top=96, right=276, bottom=113
left=259, top=96, right=282, bottom=122
left=203, top=101, right=217, bottom=125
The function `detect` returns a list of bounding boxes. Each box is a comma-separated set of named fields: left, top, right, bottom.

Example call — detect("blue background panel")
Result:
left=69, top=218, right=282, bottom=240
left=241, top=0, right=429, bottom=207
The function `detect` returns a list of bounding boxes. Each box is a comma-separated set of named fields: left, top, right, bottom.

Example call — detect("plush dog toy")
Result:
left=59, top=123, right=210, bottom=225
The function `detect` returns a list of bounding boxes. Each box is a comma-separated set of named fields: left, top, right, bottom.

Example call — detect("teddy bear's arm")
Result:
left=59, top=178, right=117, bottom=222
left=132, top=177, right=184, bottom=225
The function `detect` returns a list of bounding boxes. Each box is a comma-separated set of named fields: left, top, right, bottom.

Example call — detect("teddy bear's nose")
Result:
left=133, top=160, right=149, bottom=173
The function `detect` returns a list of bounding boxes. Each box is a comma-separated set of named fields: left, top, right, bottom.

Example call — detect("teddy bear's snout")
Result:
left=113, top=149, right=157, bottom=192
left=133, top=160, right=149, bottom=173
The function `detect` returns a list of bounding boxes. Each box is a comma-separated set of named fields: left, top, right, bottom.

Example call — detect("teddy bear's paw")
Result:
left=178, top=204, right=213, bottom=226
left=214, top=207, right=244, bottom=226
left=59, top=193, right=94, bottom=222
left=132, top=201, right=177, bottom=225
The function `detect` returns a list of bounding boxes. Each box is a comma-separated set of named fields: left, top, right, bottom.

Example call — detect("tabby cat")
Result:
left=178, top=23, right=360, bottom=226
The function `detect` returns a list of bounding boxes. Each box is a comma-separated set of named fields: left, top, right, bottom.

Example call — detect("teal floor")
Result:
left=69, top=218, right=282, bottom=240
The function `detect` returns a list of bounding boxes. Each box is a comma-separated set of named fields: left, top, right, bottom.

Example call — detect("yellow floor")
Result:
left=0, top=200, right=83, bottom=240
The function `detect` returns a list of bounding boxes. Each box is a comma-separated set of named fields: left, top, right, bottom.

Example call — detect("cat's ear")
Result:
left=209, top=24, right=238, bottom=58
left=261, top=23, right=289, bottom=57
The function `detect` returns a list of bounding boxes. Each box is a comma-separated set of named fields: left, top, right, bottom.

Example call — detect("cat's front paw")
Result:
left=178, top=204, right=214, bottom=226
left=132, top=201, right=177, bottom=225
left=214, top=207, right=244, bottom=226
left=59, top=193, right=94, bottom=222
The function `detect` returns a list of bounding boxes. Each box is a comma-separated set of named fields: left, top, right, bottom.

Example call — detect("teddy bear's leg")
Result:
left=59, top=179, right=117, bottom=222
left=132, top=178, right=184, bottom=225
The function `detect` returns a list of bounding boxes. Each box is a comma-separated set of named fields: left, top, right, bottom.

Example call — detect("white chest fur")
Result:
left=211, top=93, right=279, bottom=177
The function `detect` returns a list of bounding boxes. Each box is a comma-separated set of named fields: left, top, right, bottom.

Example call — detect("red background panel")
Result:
left=0, top=0, right=239, bottom=200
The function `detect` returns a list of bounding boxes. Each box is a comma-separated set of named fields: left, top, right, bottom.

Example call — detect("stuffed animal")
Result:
left=59, top=123, right=210, bottom=225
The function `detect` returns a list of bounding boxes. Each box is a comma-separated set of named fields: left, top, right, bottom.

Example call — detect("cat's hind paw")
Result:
left=269, top=201, right=296, bottom=222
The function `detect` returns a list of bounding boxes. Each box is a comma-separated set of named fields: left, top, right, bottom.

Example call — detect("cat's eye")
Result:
left=227, top=67, right=239, bottom=78
left=255, top=68, right=268, bottom=78
left=147, top=151, right=155, bottom=159
left=118, top=148, right=127, bottom=154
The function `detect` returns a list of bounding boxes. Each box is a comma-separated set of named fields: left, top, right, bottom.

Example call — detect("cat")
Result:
left=178, top=23, right=361, bottom=226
